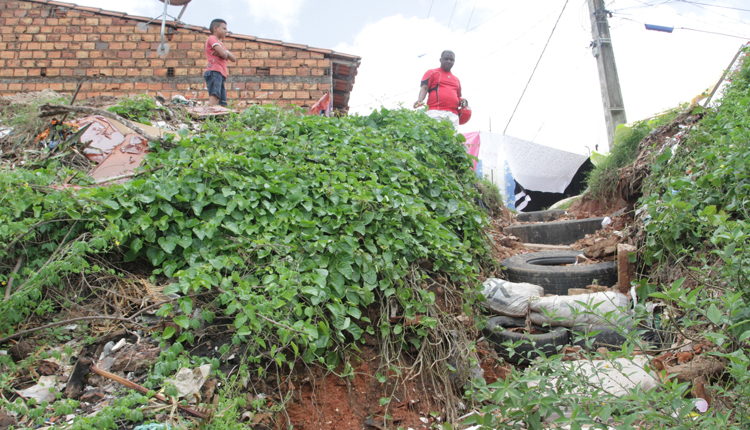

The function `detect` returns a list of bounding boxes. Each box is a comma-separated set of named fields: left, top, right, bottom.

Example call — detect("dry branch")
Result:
left=90, top=363, right=207, bottom=419
left=38, top=104, right=161, bottom=142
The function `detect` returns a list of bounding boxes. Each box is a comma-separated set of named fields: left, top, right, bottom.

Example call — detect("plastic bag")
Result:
left=529, top=291, right=630, bottom=327
left=481, top=278, right=544, bottom=317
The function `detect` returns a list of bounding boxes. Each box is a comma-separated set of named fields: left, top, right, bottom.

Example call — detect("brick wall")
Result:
left=0, top=0, right=357, bottom=108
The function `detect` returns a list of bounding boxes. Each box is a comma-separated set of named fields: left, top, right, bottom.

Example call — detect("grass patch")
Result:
left=477, top=177, right=504, bottom=217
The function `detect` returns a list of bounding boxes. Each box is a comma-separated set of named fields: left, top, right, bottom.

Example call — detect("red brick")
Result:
left=0, top=69, right=12, bottom=77
left=13, top=68, right=27, bottom=77
left=263, top=59, right=277, bottom=67
left=19, top=51, right=31, bottom=59
left=8, top=83, right=22, bottom=91
left=117, top=51, right=131, bottom=58
left=282, top=68, right=296, bottom=76
left=76, top=51, right=89, bottom=59
left=45, top=68, right=59, bottom=76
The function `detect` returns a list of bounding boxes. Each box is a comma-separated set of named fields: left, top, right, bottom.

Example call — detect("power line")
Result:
left=465, top=0, right=478, bottom=32
left=673, top=0, right=750, bottom=13
left=427, top=0, right=435, bottom=19
left=619, top=16, right=750, bottom=39
left=504, top=0, right=571, bottom=135
left=447, top=0, right=459, bottom=28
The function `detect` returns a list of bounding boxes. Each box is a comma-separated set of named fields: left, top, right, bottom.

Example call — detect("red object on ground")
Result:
left=458, top=106, right=472, bottom=125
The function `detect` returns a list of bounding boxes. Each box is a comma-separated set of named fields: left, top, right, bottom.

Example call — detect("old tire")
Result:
left=483, top=316, right=569, bottom=364
left=502, top=250, right=618, bottom=295
left=516, top=209, right=565, bottom=223
left=570, top=324, right=629, bottom=350
left=504, top=217, right=604, bottom=245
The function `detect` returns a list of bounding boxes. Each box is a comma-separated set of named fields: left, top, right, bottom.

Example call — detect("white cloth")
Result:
left=426, top=109, right=459, bottom=128
left=502, top=134, right=589, bottom=194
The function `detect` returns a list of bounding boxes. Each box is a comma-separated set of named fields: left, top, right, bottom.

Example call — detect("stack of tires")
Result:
left=487, top=210, right=629, bottom=364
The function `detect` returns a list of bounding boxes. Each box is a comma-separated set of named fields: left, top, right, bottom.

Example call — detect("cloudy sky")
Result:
left=62, top=0, right=749, bottom=155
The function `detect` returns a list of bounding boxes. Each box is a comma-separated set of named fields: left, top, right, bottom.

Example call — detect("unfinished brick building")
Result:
left=0, top=0, right=361, bottom=111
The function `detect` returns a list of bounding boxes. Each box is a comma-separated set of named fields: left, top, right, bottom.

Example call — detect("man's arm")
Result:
left=213, top=44, right=237, bottom=62
left=413, top=84, right=429, bottom=109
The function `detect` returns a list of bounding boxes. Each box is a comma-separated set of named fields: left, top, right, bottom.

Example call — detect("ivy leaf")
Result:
left=706, top=304, right=722, bottom=325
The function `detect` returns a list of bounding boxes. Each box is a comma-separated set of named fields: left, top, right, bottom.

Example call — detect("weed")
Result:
left=477, top=178, right=504, bottom=217
left=107, top=95, right=168, bottom=125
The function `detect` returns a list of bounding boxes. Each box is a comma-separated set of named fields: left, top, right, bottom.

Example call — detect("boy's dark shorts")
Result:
left=204, top=71, right=227, bottom=106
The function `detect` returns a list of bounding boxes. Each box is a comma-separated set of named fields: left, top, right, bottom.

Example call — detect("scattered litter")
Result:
left=164, top=364, right=211, bottom=399
left=529, top=292, right=631, bottom=327
left=601, top=216, right=612, bottom=227
left=481, top=278, right=543, bottom=317
left=17, top=375, right=61, bottom=403
left=133, top=423, right=172, bottom=430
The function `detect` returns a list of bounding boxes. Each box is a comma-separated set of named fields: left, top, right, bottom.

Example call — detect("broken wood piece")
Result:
left=617, top=243, right=637, bottom=295
left=89, top=364, right=207, bottom=419
left=666, top=357, right=724, bottom=384
left=3, top=256, right=23, bottom=301
left=38, top=104, right=161, bottom=143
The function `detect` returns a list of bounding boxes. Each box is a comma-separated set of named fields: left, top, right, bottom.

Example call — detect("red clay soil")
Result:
left=566, top=196, right=628, bottom=219
left=282, top=346, right=435, bottom=430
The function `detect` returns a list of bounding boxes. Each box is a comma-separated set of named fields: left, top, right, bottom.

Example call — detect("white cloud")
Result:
left=241, top=0, right=305, bottom=40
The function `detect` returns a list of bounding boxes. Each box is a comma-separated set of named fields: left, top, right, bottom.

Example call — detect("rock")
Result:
left=9, top=340, right=33, bottom=362
left=79, top=388, right=106, bottom=403
left=110, top=344, right=160, bottom=373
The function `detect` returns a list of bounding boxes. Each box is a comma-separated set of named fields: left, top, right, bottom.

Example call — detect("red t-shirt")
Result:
left=421, top=68, right=462, bottom=114
left=205, top=35, right=228, bottom=78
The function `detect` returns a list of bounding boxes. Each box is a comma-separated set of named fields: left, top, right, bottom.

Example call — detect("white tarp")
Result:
left=502, top=135, right=589, bottom=194
left=467, top=132, right=590, bottom=207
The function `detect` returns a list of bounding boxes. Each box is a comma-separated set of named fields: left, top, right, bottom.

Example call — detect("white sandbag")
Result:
left=529, top=291, right=630, bottom=327
left=481, top=278, right=544, bottom=317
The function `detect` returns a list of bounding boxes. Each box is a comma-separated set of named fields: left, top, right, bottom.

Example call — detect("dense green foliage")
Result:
left=0, top=107, right=489, bottom=367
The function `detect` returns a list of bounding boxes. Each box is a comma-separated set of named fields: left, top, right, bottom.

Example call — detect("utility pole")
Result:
left=587, top=0, right=626, bottom=151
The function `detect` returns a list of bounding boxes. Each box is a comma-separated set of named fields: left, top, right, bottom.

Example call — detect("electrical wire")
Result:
left=673, top=0, right=750, bottom=13
left=427, top=0, right=435, bottom=19
left=447, top=0, right=459, bottom=28
left=619, top=16, right=750, bottom=39
left=465, top=0, right=478, bottom=32
left=504, top=0, right=571, bottom=135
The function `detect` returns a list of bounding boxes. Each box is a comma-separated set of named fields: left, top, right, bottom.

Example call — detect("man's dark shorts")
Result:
left=204, top=71, right=227, bottom=106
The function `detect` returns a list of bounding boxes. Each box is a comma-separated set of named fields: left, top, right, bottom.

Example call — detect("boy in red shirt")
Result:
left=204, top=19, right=237, bottom=106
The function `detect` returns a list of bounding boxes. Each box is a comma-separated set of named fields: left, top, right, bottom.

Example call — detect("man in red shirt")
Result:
left=204, top=19, right=237, bottom=107
left=413, top=50, right=468, bottom=128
